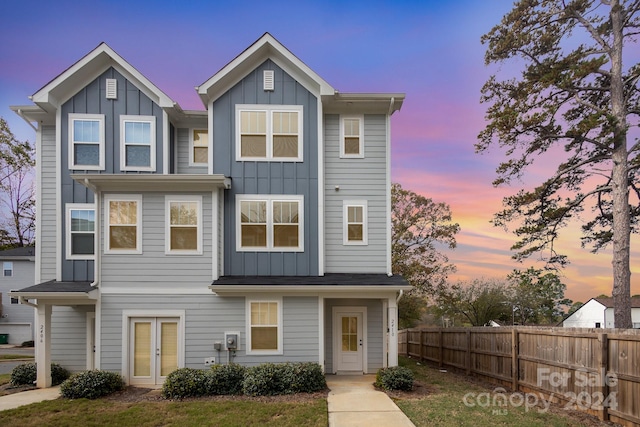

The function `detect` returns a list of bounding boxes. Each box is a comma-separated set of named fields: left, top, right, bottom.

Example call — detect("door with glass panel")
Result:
left=334, top=310, right=364, bottom=372
left=129, top=318, right=178, bottom=385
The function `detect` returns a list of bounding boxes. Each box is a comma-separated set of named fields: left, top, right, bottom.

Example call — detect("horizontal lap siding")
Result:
left=40, top=126, right=57, bottom=281
left=176, top=128, right=207, bottom=174
left=324, top=115, right=387, bottom=273
left=100, top=192, right=214, bottom=291
left=99, top=295, right=319, bottom=371
left=51, top=306, right=92, bottom=372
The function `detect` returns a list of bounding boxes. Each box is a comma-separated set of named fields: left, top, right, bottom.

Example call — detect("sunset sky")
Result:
left=1, top=0, right=638, bottom=303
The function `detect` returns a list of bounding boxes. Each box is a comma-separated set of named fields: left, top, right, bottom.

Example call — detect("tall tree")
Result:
left=508, top=268, right=572, bottom=324
left=392, top=183, right=460, bottom=295
left=478, top=1, right=640, bottom=327
left=0, top=117, right=32, bottom=185
left=434, top=279, right=512, bottom=326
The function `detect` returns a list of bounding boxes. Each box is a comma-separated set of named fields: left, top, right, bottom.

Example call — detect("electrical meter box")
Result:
left=224, top=332, right=240, bottom=350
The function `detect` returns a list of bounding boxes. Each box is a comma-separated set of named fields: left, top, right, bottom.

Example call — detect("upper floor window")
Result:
left=66, top=203, right=95, bottom=260
left=343, top=200, right=368, bottom=245
left=105, top=195, right=142, bottom=254
left=340, top=115, right=364, bottom=158
left=237, top=195, right=303, bottom=252
left=236, top=105, right=303, bottom=161
left=166, top=196, right=202, bottom=255
left=120, top=115, right=156, bottom=171
left=69, top=113, right=105, bottom=170
left=3, top=262, right=13, bottom=277
left=190, top=129, right=208, bottom=165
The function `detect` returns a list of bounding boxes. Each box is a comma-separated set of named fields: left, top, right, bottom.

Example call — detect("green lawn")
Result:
left=395, top=356, right=601, bottom=427
left=0, top=354, right=33, bottom=361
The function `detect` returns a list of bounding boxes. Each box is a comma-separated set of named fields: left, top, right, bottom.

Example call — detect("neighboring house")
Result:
left=562, top=297, right=640, bottom=328
left=0, top=247, right=35, bottom=344
left=10, top=33, right=410, bottom=388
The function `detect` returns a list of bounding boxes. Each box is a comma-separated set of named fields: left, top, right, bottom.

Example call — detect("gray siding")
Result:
left=324, top=114, right=388, bottom=273
left=324, top=298, right=384, bottom=373
left=100, top=192, right=214, bottom=291
left=0, top=259, right=35, bottom=343
left=176, top=128, right=207, bottom=174
left=99, top=294, right=319, bottom=372
left=40, top=126, right=57, bottom=281
left=60, top=67, right=164, bottom=281
left=213, top=60, right=319, bottom=276
left=51, top=306, right=92, bottom=372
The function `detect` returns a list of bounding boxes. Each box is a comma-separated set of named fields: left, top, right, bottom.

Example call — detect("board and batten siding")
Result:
left=39, top=126, right=57, bottom=281
left=100, top=192, right=214, bottom=291
left=324, top=114, right=388, bottom=273
left=50, top=306, right=93, bottom=372
left=176, top=128, right=207, bottom=174
left=212, top=60, right=319, bottom=276
left=324, top=298, right=384, bottom=373
left=99, top=295, right=319, bottom=372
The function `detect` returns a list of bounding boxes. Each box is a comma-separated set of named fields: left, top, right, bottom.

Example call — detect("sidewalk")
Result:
left=0, top=387, right=61, bottom=411
left=326, top=375, right=415, bottom=427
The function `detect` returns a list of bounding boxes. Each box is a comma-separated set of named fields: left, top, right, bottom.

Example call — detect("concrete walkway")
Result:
left=326, top=375, right=415, bottom=427
left=0, top=386, right=61, bottom=411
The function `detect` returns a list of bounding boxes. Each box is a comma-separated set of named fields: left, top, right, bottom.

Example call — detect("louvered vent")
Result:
left=106, top=78, right=117, bottom=99
left=263, top=70, right=274, bottom=91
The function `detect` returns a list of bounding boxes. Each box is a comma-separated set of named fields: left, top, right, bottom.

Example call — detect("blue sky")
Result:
left=1, top=0, right=637, bottom=302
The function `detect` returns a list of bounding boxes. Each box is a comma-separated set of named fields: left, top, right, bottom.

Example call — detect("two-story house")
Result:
left=10, top=33, right=410, bottom=388
left=0, top=247, right=36, bottom=344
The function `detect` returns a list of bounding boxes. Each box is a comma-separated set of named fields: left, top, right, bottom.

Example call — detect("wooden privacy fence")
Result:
left=398, top=327, right=640, bottom=427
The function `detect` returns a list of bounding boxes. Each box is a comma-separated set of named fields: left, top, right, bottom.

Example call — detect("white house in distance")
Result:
left=563, top=297, right=640, bottom=329
left=0, top=247, right=36, bottom=344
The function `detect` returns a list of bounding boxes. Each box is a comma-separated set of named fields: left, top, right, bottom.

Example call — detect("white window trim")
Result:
left=104, top=194, right=143, bottom=255
left=68, top=113, right=105, bottom=170
left=10, top=289, right=19, bottom=304
left=189, top=129, right=208, bottom=166
left=340, top=115, right=364, bottom=158
left=3, top=262, right=13, bottom=277
left=165, top=195, right=203, bottom=255
left=245, top=296, right=283, bottom=355
left=236, top=194, right=304, bottom=252
left=66, top=203, right=96, bottom=260
left=120, top=115, right=156, bottom=172
left=343, top=200, right=368, bottom=245
left=235, top=104, right=303, bottom=162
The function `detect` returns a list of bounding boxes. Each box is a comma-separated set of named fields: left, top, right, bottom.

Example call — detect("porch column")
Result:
left=36, top=303, right=52, bottom=388
left=388, top=297, right=398, bottom=367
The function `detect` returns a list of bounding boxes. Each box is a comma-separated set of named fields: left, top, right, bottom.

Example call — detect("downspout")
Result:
left=396, top=289, right=404, bottom=304
left=88, top=183, right=101, bottom=288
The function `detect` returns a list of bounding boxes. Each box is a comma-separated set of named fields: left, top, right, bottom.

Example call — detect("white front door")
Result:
left=333, top=307, right=366, bottom=373
left=129, top=318, right=179, bottom=385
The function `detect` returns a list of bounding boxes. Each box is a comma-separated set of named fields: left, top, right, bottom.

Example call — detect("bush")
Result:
left=242, top=362, right=326, bottom=396
left=60, top=370, right=125, bottom=399
left=20, top=340, right=34, bottom=348
left=285, top=362, right=326, bottom=393
left=206, top=363, right=246, bottom=395
left=10, top=362, right=70, bottom=386
left=162, top=368, right=208, bottom=399
left=375, top=366, right=414, bottom=391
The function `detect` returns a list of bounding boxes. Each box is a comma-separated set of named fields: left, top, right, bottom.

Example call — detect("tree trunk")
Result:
left=609, top=0, right=632, bottom=328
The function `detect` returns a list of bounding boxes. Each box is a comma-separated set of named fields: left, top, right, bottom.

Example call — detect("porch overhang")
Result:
left=9, top=280, right=98, bottom=304
left=209, top=273, right=412, bottom=296
left=71, top=173, right=231, bottom=192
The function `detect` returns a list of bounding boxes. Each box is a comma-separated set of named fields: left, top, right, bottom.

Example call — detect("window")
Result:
left=105, top=195, right=142, bottom=254
left=69, top=114, right=105, bottom=170
left=340, top=115, right=364, bottom=158
left=10, top=290, right=19, bottom=304
left=165, top=196, right=202, bottom=254
left=236, top=105, right=303, bottom=161
left=66, top=203, right=95, bottom=260
left=3, top=262, right=13, bottom=277
left=246, top=298, right=282, bottom=354
left=343, top=200, right=368, bottom=245
left=237, top=195, right=303, bottom=251
left=120, top=115, right=156, bottom=171
left=190, top=129, right=208, bottom=165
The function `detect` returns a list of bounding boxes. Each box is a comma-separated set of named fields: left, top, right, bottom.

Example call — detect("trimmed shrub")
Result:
left=242, top=362, right=326, bottom=396
left=285, top=362, right=326, bottom=393
left=162, top=368, right=208, bottom=399
left=60, top=370, right=125, bottom=399
left=10, top=362, right=70, bottom=386
left=206, top=363, right=246, bottom=395
left=375, top=366, right=414, bottom=391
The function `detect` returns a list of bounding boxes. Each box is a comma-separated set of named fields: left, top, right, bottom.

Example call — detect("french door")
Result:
left=129, top=318, right=179, bottom=385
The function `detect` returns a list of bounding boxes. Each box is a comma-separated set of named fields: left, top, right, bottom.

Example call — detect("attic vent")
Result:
left=106, top=78, right=117, bottom=99
left=263, top=70, right=274, bottom=91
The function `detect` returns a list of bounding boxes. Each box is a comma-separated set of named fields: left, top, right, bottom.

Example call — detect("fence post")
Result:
left=599, top=333, right=609, bottom=422
left=439, top=329, right=444, bottom=368
left=511, top=328, right=519, bottom=391
left=419, top=330, right=424, bottom=362
left=466, top=329, right=471, bottom=375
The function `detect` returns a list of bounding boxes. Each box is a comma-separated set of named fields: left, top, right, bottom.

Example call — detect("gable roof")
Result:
left=30, top=42, right=177, bottom=114
left=197, top=33, right=335, bottom=106
left=594, top=297, right=640, bottom=309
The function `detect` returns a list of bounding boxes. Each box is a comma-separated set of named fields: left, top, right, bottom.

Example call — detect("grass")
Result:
left=0, top=395, right=327, bottom=426
left=0, top=374, right=9, bottom=386
left=395, top=356, right=597, bottom=427
left=0, top=354, right=33, bottom=361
